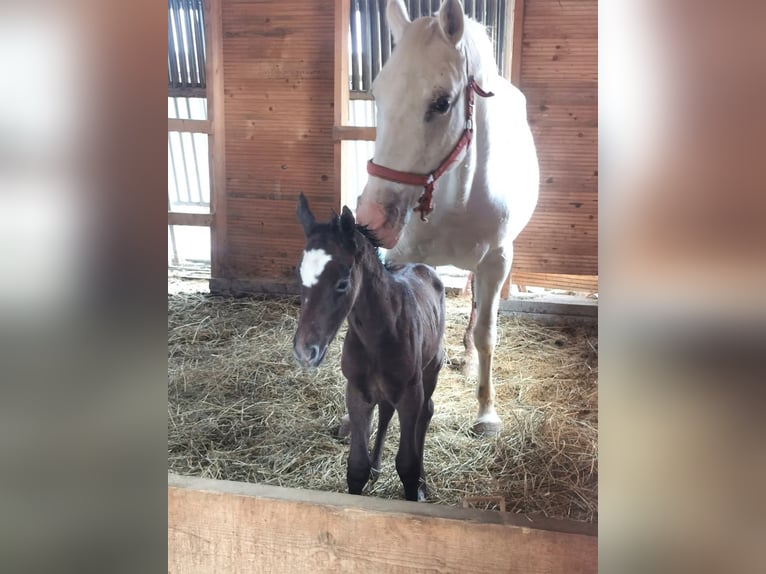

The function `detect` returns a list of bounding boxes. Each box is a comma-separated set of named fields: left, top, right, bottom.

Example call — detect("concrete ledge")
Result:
left=500, top=294, right=597, bottom=325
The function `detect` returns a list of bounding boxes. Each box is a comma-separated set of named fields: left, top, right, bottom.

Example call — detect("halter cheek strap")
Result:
left=366, top=77, right=494, bottom=222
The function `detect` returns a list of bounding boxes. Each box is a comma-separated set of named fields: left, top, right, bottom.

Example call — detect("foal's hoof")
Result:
left=417, top=479, right=428, bottom=502
left=336, top=414, right=351, bottom=439
left=471, top=412, right=503, bottom=436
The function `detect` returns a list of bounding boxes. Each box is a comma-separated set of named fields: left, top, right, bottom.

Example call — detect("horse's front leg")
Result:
left=472, top=249, right=513, bottom=435
left=394, top=378, right=425, bottom=501
left=345, top=382, right=374, bottom=495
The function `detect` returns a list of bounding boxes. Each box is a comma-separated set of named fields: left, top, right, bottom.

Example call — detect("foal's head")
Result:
left=292, top=193, right=379, bottom=368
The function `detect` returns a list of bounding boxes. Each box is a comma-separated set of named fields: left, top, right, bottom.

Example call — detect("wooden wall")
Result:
left=211, top=0, right=336, bottom=294
left=169, top=474, right=598, bottom=573
left=210, top=0, right=597, bottom=293
left=511, top=0, right=598, bottom=277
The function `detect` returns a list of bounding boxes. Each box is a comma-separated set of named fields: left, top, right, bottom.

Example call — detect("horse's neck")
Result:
left=348, top=248, right=397, bottom=342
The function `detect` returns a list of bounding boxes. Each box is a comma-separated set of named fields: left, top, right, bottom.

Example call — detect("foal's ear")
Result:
left=438, top=0, right=464, bottom=46
left=296, top=192, right=315, bottom=237
left=387, top=0, right=410, bottom=44
left=340, top=206, right=357, bottom=249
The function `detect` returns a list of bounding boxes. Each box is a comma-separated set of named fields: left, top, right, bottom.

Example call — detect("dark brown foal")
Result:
left=292, top=193, right=446, bottom=501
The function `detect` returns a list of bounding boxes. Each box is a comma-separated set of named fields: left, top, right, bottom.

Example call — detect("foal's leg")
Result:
left=369, top=401, right=395, bottom=484
left=345, top=383, right=375, bottom=495
left=395, top=379, right=425, bottom=501
left=471, top=249, right=512, bottom=435
left=413, top=357, right=440, bottom=500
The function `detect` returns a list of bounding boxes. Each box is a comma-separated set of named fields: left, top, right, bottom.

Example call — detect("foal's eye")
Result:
left=430, top=96, right=450, bottom=114
left=335, top=278, right=350, bottom=293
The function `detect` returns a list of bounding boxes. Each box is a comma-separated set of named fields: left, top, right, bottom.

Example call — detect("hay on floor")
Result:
left=168, top=291, right=598, bottom=522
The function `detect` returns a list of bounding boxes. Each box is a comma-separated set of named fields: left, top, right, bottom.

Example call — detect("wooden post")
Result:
left=335, top=0, right=351, bottom=209
left=205, top=0, right=228, bottom=280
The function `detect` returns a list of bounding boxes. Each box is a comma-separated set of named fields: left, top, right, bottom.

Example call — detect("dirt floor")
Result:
left=168, top=282, right=598, bottom=522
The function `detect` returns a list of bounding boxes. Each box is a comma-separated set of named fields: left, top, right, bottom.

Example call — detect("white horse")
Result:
left=355, top=0, right=539, bottom=434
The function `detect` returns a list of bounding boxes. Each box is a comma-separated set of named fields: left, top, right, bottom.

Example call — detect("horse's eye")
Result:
left=430, top=96, right=450, bottom=114
left=335, top=278, right=350, bottom=293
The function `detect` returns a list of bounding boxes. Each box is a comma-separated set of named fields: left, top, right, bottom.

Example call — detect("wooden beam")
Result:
left=167, top=118, right=212, bottom=134
left=168, top=212, right=212, bottom=226
left=168, top=86, right=207, bottom=98
left=168, top=474, right=597, bottom=574
left=205, top=0, right=228, bottom=279
left=333, top=125, right=377, bottom=141
left=510, top=0, right=526, bottom=87
left=335, top=0, right=352, bottom=210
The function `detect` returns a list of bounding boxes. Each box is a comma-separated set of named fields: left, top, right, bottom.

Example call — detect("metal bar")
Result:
left=370, top=0, right=381, bottom=82
left=172, top=0, right=189, bottom=86
left=350, top=0, right=360, bottom=91
left=168, top=133, right=181, bottom=207
left=466, top=0, right=475, bottom=20
left=497, top=0, right=506, bottom=74
left=379, top=0, right=390, bottom=65
left=168, top=2, right=180, bottom=88
left=359, top=0, right=371, bottom=91
left=193, top=0, right=206, bottom=87
left=189, top=132, right=206, bottom=204
left=182, top=0, right=199, bottom=86
left=476, top=0, right=485, bottom=25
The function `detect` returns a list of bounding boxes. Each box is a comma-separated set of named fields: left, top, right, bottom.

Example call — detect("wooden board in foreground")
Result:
left=168, top=474, right=597, bottom=574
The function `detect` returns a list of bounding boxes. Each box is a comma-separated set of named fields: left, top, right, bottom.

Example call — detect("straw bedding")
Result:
left=168, top=289, right=597, bottom=522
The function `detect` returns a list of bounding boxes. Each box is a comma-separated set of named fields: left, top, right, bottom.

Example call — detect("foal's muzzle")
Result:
left=292, top=340, right=328, bottom=369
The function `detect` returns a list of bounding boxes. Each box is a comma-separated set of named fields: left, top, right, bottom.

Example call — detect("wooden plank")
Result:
left=168, top=474, right=597, bottom=574
left=168, top=212, right=213, bottom=226
left=206, top=0, right=228, bottom=279
left=168, top=118, right=212, bottom=133
left=512, top=272, right=599, bottom=294
left=510, top=0, right=525, bottom=86
left=333, top=125, right=376, bottom=141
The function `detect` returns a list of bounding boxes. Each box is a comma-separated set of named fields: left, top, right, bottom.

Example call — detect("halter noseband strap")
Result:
left=366, top=77, right=494, bottom=222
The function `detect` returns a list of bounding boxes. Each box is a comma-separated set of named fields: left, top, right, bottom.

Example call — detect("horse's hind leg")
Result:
left=462, top=274, right=478, bottom=376
left=471, top=249, right=512, bottom=436
left=345, top=383, right=375, bottom=495
left=369, top=401, right=394, bottom=484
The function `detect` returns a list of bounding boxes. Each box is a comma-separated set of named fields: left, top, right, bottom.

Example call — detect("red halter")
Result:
left=366, top=77, right=494, bottom=222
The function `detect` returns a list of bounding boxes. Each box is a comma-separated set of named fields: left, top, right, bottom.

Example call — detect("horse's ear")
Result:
left=340, top=206, right=357, bottom=249
left=387, top=0, right=410, bottom=44
left=296, top=192, right=316, bottom=237
left=438, top=0, right=464, bottom=46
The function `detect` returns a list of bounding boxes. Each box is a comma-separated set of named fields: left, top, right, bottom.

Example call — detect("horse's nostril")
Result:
left=308, top=345, right=320, bottom=363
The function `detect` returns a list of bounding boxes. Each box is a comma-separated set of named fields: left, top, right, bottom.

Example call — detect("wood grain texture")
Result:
left=512, top=0, right=597, bottom=278
left=168, top=474, right=597, bottom=574
left=214, top=0, right=337, bottom=287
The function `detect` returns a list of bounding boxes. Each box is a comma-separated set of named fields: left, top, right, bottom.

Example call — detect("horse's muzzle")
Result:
left=292, top=341, right=328, bottom=369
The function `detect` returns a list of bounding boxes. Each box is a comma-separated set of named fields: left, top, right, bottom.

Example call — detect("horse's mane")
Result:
left=458, top=17, right=500, bottom=87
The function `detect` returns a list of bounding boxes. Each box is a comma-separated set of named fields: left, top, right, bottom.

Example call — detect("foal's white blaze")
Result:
left=300, top=249, right=332, bottom=288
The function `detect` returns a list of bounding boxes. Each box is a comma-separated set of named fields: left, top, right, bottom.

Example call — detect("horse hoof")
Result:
left=336, top=414, right=351, bottom=438
left=417, top=479, right=428, bottom=502
left=471, top=413, right=503, bottom=436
